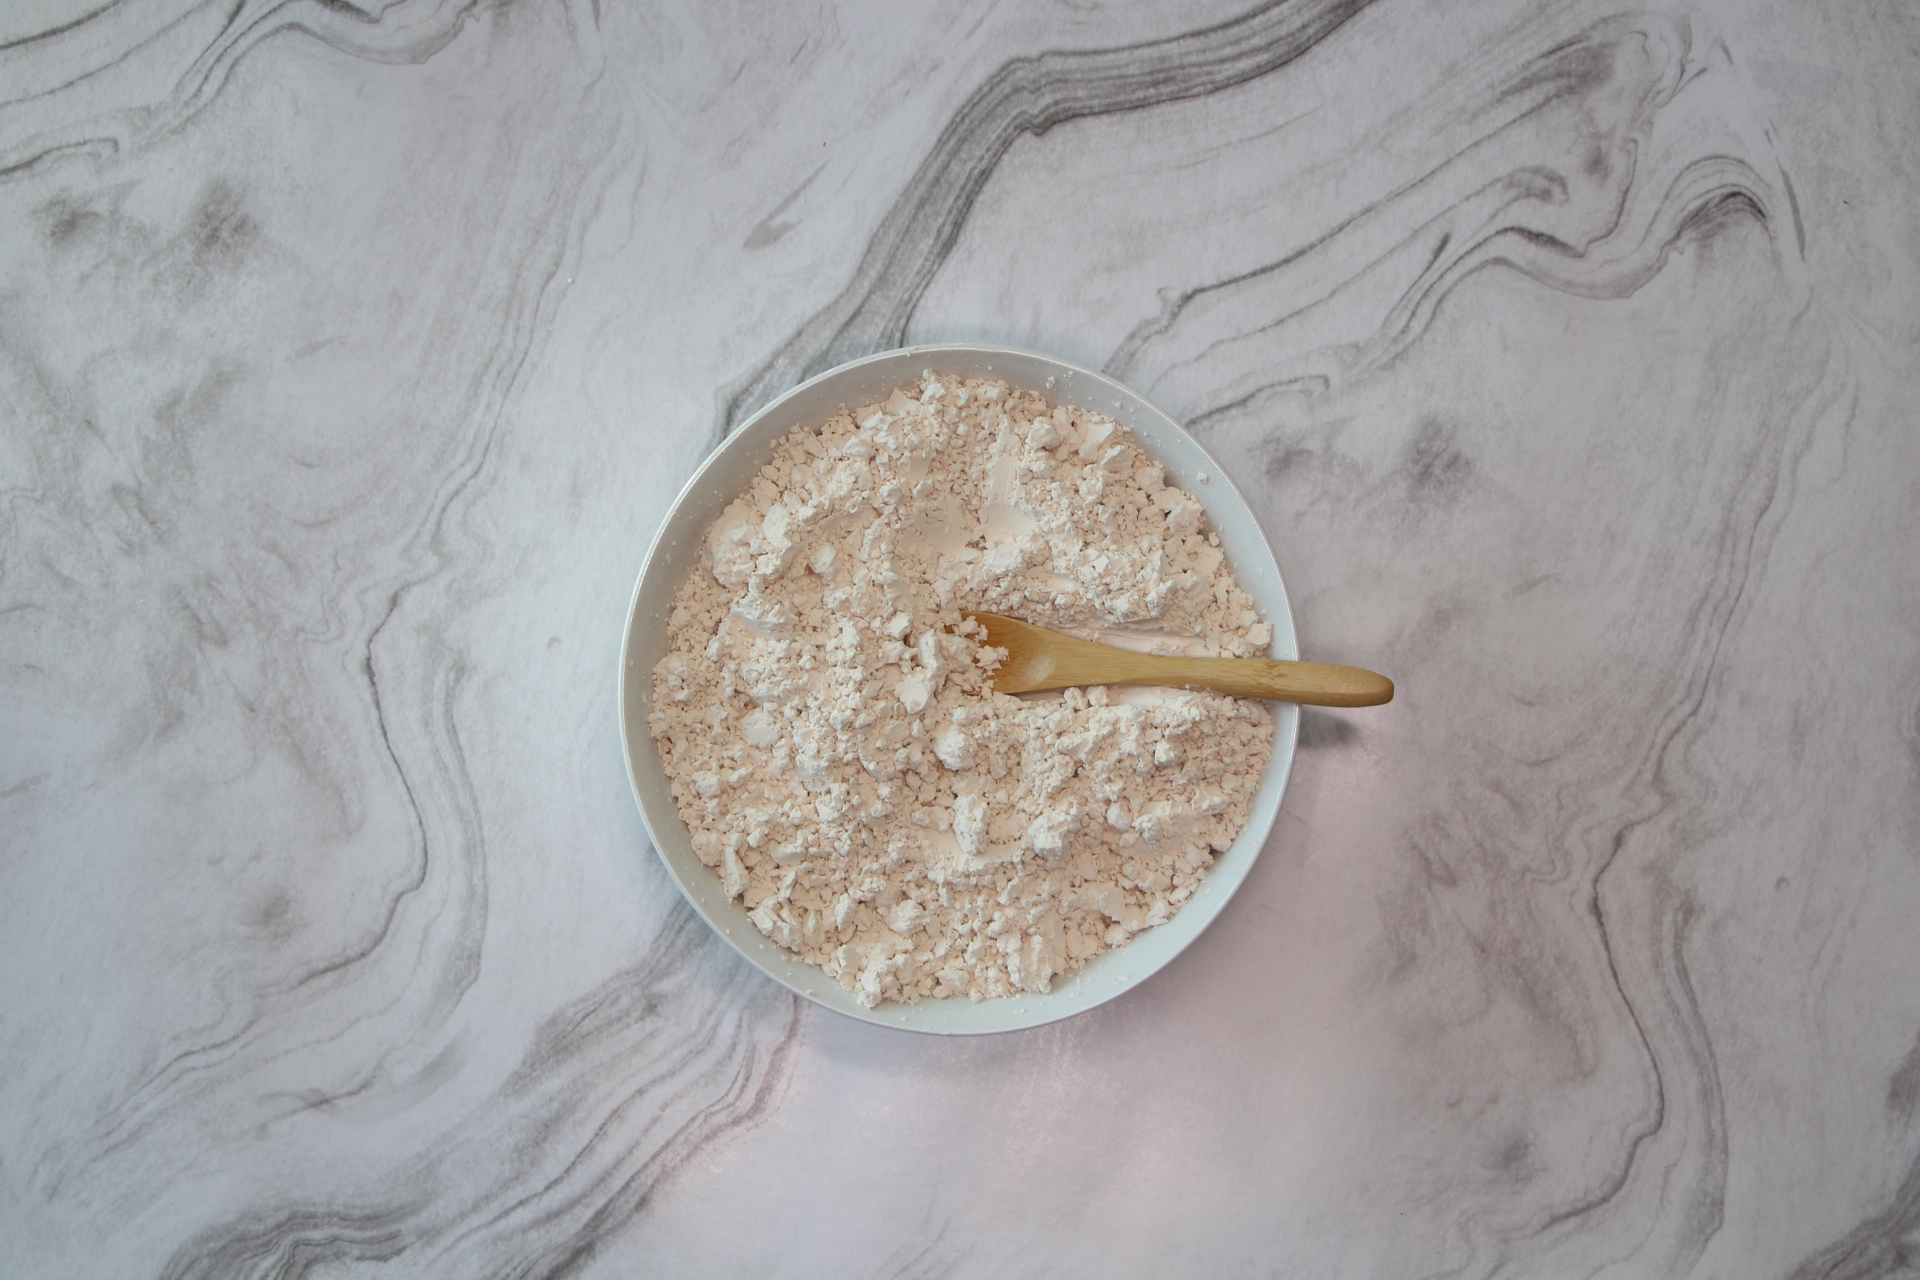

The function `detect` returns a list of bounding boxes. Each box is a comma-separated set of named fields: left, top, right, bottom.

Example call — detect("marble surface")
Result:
left=4, top=0, right=1918, bottom=1275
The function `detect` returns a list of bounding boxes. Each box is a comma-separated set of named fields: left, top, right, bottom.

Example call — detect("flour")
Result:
left=649, top=372, right=1275, bottom=1007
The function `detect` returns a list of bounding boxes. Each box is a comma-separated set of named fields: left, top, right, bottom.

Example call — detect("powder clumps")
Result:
left=649, top=371, right=1274, bottom=1007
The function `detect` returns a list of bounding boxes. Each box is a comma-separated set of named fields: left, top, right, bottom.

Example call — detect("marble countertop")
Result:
left=5, top=1, right=1918, bottom=1276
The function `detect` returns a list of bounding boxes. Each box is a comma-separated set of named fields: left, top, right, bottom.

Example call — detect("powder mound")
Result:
left=649, top=372, right=1275, bottom=1007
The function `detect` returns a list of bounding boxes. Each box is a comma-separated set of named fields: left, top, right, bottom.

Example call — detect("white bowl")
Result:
left=619, top=345, right=1299, bottom=1034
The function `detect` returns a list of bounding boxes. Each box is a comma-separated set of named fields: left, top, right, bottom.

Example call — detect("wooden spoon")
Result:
left=963, top=611, right=1393, bottom=707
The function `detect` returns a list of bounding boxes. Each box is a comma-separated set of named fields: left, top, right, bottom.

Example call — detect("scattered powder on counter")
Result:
left=649, top=371, right=1275, bottom=1007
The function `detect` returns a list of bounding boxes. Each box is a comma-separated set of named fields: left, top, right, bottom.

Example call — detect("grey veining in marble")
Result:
left=3, top=1, right=1918, bottom=1277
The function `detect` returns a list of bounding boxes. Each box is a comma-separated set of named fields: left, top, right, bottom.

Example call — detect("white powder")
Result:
left=649, top=372, right=1274, bottom=1007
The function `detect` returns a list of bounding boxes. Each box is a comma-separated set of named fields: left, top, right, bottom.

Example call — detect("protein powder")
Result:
left=649, top=372, right=1274, bottom=1006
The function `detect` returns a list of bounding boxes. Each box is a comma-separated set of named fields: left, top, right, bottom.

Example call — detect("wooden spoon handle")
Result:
left=1067, top=652, right=1397, bottom=710
left=1126, top=655, right=1394, bottom=707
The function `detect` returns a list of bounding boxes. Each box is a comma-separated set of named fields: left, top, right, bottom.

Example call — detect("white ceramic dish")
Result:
left=618, top=345, right=1299, bottom=1034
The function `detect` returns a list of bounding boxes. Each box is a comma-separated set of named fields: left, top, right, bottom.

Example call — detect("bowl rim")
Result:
left=618, top=343, right=1300, bottom=1034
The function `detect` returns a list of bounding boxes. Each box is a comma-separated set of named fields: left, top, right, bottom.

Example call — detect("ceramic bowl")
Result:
left=618, top=345, right=1299, bottom=1034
